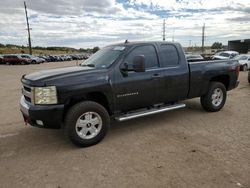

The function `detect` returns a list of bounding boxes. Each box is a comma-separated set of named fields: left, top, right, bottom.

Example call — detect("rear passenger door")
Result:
left=158, top=44, right=189, bottom=103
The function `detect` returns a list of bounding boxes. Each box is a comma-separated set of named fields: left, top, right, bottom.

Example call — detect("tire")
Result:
left=64, top=101, right=110, bottom=147
left=200, top=82, right=227, bottom=112
left=242, top=64, right=248, bottom=71
left=31, top=60, right=36, bottom=64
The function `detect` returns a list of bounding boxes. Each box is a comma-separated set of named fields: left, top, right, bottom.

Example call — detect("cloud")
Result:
left=0, top=0, right=249, bottom=48
left=0, top=0, right=123, bottom=15
left=227, top=16, right=250, bottom=22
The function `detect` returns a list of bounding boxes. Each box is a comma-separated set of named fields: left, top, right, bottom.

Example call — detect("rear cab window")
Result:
left=159, top=44, right=180, bottom=67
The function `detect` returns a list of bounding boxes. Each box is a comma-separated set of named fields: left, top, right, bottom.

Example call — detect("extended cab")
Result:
left=20, top=42, right=240, bottom=147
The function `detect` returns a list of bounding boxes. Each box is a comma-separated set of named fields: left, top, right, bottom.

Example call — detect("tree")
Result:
left=211, top=42, right=222, bottom=49
left=92, top=46, right=100, bottom=53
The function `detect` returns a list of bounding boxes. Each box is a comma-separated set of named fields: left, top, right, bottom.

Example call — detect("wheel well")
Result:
left=210, top=75, right=229, bottom=89
left=86, top=92, right=111, bottom=114
left=65, top=92, right=111, bottom=116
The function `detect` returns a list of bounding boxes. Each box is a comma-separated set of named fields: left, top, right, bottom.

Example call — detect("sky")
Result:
left=0, top=0, right=249, bottom=48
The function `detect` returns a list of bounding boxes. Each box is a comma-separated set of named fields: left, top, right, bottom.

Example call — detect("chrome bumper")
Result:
left=20, top=96, right=29, bottom=116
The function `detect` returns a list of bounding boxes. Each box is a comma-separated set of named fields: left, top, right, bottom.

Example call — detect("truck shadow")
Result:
left=0, top=100, right=206, bottom=157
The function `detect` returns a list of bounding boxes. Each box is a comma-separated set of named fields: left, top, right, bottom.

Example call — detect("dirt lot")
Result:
left=0, top=62, right=249, bottom=188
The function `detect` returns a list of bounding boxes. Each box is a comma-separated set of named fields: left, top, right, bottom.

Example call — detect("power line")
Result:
left=24, top=1, right=32, bottom=55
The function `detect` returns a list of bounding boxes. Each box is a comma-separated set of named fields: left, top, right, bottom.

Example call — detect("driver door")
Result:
left=113, top=45, right=165, bottom=112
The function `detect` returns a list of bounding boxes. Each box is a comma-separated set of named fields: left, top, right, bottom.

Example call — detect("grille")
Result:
left=22, top=84, right=33, bottom=104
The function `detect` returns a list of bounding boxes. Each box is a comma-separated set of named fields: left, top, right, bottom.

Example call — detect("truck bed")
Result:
left=188, top=60, right=239, bottom=99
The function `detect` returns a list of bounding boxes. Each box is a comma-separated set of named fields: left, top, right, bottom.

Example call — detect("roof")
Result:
left=228, top=39, right=250, bottom=43
left=107, top=41, right=180, bottom=47
left=218, top=51, right=239, bottom=54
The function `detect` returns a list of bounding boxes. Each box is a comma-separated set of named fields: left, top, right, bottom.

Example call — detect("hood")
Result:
left=23, top=66, right=107, bottom=85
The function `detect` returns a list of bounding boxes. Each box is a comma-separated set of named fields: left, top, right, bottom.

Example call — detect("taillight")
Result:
left=229, top=64, right=240, bottom=79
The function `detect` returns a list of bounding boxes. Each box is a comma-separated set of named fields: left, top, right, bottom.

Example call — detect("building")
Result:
left=228, top=39, right=250, bottom=53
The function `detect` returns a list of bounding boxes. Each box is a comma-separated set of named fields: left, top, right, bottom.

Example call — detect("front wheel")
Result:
left=64, top=101, right=110, bottom=147
left=200, top=82, right=227, bottom=112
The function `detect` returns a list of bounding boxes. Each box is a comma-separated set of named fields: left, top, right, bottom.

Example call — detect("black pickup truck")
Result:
left=20, top=42, right=240, bottom=147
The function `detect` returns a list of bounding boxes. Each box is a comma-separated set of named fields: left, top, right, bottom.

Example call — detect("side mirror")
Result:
left=120, top=62, right=129, bottom=71
left=132, top=55, right=145, bottom=72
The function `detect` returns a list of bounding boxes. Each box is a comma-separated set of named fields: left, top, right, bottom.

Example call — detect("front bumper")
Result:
left=20, top=96, right=64, bottom=129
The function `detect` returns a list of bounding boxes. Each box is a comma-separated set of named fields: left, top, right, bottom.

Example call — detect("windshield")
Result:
left=81, top=46, right=126, bottom=69
left=234, top=55, right=248, bottom=60
left=219, top=53, right=230, bottom=57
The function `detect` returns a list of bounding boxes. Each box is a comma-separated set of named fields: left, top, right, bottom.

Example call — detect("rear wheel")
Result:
left=200, top=82, right=227, bottom=112
left=64, top=101, right=110, bottom=147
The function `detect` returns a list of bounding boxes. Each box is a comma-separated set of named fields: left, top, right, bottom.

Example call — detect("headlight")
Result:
left=34, top=86, right=58, bottom=104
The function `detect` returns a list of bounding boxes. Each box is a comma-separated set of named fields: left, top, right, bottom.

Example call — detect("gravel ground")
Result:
left=0, top=61, right=249, bottom=188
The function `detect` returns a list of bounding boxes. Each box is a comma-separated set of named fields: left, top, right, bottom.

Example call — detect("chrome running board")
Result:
left=115, top=103, right=186, bottom=122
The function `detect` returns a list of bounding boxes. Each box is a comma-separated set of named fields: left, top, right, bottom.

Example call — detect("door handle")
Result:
left=151, top=73, right=161, bottom=79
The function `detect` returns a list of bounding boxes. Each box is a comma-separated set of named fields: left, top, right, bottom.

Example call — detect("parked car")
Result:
left=2, top=54, right=31, bottom=65
left=38, top=55, right=50, bottom=62
left=20, top=41, right=240, bottom=147
left=20, top=54, right=45, bottom=64
left=212, top=51, right=239, bottom=60
left=54, top=55, right=63, bottom=61
left=185, top=54, right=204, bottom=62
left=60, top=55, right=72, bottom=61
left=70, top=54, right=79, bottom=60
left=0, top=55, right=3, bottom=64
left=233, top=54, right=250, bottom=71
left=48, top=55, right=58, bottom=62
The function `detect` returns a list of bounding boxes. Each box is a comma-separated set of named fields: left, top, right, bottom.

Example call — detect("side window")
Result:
left=160, top=44, right=179, bottom=67
left=125, top=45, right=159, bottom=69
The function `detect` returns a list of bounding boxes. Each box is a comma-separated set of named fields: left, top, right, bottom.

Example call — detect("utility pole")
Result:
left=163, top=19, right=166, bottom=41
left=201, top=23, right=205, bottom=54
left=189, top=40, right=192, bottom=47
left=24, top=1, right=32, bottom=55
